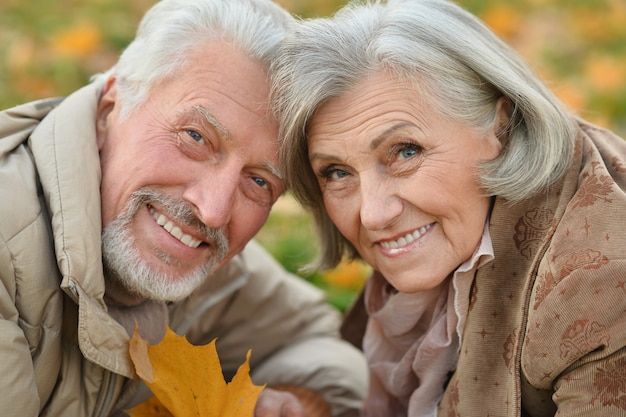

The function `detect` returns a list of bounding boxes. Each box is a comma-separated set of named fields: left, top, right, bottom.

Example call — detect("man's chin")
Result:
left=104, top=257, right=214, bottom=304
left=128, top=272, right=207, bottom=303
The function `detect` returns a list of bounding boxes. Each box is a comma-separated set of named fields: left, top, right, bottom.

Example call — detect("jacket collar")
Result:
left=439, top=128, right=583, bottom=414
left=29, top=81, right=136, bottom=377
left=30, top=81, right=106, bottom=301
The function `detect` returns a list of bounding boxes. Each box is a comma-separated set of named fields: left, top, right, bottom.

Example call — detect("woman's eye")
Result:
left=186, top=130, right=204, bottom=144
left=330, top=169, right=349, bottom=179
left=321, top=167, right=349, bottom=180
left=399, top=148, right=416, bottom=159
left=396, top=143, right=421, bottom=160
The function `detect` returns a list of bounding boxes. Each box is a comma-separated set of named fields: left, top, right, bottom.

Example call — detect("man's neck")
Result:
left=103, top=275, right=146, bottom=307
left=104, top=275, right=169, bottom=343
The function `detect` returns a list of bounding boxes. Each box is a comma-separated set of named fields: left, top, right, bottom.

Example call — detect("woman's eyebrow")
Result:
left=370, top=122, right=417, bottom=150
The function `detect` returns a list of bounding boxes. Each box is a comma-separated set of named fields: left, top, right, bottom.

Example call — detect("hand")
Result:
left=254, top=387, right=307, bottom=417
left=255, top=385, right=333, bottom=417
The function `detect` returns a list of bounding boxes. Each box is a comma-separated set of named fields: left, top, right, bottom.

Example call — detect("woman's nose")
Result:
left=358, top=175, right=403, bottom=231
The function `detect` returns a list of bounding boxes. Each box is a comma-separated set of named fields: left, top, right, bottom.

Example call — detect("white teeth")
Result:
left=380, top=224, right=432, bottom=249
left=154, top=213, right=168, bottom=226
left=149, top=207, right=202, bottom=248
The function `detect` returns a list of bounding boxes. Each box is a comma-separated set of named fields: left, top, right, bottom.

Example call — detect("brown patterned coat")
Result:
left=343, top=121, right=626, bottom=416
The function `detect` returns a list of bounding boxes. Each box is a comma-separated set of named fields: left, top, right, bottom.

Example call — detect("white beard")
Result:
left=101, top=188, right=228, bottom=302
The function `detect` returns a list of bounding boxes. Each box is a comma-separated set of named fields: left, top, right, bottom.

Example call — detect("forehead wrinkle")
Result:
left=370, top=122, right=416, bottom=150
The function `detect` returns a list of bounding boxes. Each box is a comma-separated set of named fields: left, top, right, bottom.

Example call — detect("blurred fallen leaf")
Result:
left=323, top=260, right=369, bottom=290
left=585, top=56, right=626, bottom=92
left=480, top=4, right=522, bottom=40
left=51, top=22, right=102, bottom=58
left=127, top=326, right=265, bottom=417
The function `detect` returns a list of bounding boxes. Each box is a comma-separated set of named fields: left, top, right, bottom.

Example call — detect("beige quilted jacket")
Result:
left=0, top=82, right=367, bottom=417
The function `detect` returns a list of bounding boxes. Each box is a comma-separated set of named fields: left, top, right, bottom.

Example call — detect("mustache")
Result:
left=123, top=188, right=229, bottom=252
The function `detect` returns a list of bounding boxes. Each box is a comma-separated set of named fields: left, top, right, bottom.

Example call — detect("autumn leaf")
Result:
left=323, top=260, right=370, bottom=290
left=125, top=397, right=174, bottom=417
left=127, top=326, right=265, bottom=417
left=479, top=4, right=522, bottom=40
left=51, top=22, right=103, bottom=58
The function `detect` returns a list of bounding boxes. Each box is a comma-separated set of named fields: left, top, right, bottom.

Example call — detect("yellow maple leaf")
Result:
left=125, top=397, right=174, bottom=417
left=127, top=326, right=265, bottom=417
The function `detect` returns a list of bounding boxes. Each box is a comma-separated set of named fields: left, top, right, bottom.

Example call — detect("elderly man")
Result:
left=0, top=0, right=367, bottom=416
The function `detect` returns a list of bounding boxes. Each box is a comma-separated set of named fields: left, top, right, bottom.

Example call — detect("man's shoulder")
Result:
left=0, top=143, right=45, bottom=243
left=0, top=97, right=64, bottom=122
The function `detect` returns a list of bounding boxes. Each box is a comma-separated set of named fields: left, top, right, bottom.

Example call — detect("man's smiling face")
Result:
left=96, top=41, right=284, bottom=302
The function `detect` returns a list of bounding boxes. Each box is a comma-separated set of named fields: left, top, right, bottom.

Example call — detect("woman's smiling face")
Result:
left=307, top=72, right=504, bottom=293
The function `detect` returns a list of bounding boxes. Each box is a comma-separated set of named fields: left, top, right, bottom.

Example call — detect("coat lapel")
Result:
left=439, top=134, right=582, bottom=416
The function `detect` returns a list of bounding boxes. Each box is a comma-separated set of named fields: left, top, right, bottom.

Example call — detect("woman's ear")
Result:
left=96, top=76, right=117, bottom=150
left=494, top=96, right=513, bottom=145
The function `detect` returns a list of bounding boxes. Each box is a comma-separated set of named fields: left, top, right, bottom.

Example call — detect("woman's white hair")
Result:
left=94, top=0, right=292, bottom=119
left=272, top=0, right=578, bottom=269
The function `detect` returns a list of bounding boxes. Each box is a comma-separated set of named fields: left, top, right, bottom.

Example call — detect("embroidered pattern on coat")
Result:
left=444, top=379, right=460, bottom=417
left=559, top=319, right=610, bottom=362
left=612, top=156, right=626, bottom=173
left=571, top=161, right=614, bottom=208
left=560, top=249, right=609, bottom=277
left=503, top=333, right=516, bottom=372
left=533, top=271, right=558, bottom=310
left=513, top=207, right=553, bottom=260
left=534, top=250, right=609, bottom=310
left=591, top=356, right=626, bottom=410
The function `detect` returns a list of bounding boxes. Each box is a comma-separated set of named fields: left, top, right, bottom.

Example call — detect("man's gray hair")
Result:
left=272, top=0, right=577, bottom=269
left=95, top=0, right=292, bottom=119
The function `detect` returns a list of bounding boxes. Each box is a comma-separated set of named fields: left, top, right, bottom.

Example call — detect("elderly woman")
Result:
left=272, top=0, right=626, bottom=416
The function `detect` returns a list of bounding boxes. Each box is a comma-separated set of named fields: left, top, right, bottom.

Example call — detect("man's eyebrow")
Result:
left=183, top=106, right=282, bottom=180
left=263, top=162, right=283, bottom=181
left=186, top=105, right=230, bottom=139
left=370, top=122, right=416, bottom=150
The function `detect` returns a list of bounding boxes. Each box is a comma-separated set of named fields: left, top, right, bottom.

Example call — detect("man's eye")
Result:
left=242, top=174, right=276, bottom=207
left=253, top=177, right=268, bottom=188
left=187, top=130, right=204, bottom=144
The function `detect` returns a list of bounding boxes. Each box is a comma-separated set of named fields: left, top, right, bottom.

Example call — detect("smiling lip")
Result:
left=379, top=223, right=433, bottom=250
left=149, top=206, right=203, bottom=248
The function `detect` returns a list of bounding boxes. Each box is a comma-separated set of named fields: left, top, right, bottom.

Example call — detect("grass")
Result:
left=255, top=195, right=369, bottom=313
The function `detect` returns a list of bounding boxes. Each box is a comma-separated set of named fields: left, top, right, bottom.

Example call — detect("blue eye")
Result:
left=399, top=146, right=417, bottom=159
left=329, top=169, right=349, bottom=179
left=253, top=177, right=268, bottom=188
left=317, top=165, right=350, bottom=181
left=187, top=130, right=204, bottom=143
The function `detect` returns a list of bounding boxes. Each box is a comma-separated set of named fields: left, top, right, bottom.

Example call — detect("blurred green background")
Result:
left=1, top=0, right=625, bottom=311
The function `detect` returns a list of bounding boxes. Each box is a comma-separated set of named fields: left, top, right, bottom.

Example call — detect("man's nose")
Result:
left=182, top=167, right=239, bottom=229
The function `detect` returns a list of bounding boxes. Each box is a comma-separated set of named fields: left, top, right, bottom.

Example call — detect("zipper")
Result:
left=94, top=370, right=118, bottom=417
